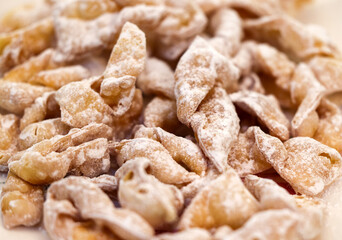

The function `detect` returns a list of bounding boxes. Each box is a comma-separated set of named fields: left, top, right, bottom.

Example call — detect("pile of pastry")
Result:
left=1, top=0, right=341, bottom=239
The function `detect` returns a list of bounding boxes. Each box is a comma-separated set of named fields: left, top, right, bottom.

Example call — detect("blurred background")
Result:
left=297, top=0, right=342, bottom=49
left=0, top=0, right=341, bottom=48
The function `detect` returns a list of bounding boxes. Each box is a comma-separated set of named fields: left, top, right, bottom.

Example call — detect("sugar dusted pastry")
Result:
left=134, top=126, right=208, bottom=176
left=1, top=172, right=44, bottom=228
left=175, top=37, right=240, bottom=173
left=0, top=1, right=52, bottom=33
left=112, top=89, right=143, bottom=140
left=153, top=228, right=211, bottom=240
left=88, top=174, right=118, bottom=193
left=56, top=22, right=146, bottom=128
left=244, top=15, right=338, bottom=61
left=230, top=90, right=290, bottom=141
left=291, top=90, right=323, bottom=138
left=44, top=176, right=154, bottom=240
left=314, top=100, right=342, bottom=153
left=56, top=77, right=114, bottom=128
left=267, top=137, right=342, bottom=196
left=137, top=57, right=175, bottom=100
left=290, top=64, right=325, bottom=137
left=227, top=127, right=273, bottom=176
left=18, top=118, right=70, bottom=150
left=209, top=8, right=243, bottom=57
left=190, top=87, right=239, bottom=172
left=244, top=175, right=324, bottom=239
left=0, top=114, right=19, bottom=171
left=175, top=36, right=239, bottom=126
left=181, top=164, right=221, bottom=201
left=248, top=42, right=295, bottom=91
left=244, top=175, right=297, bottom=210
left=116, top=158, right=184, bottom=229
left=143, top=97, right=183, bottom=134
left=28, top=65, right=90, bottom=89
left=53, top=0, right=206, bottom=61
left=0, top=18, right=54, bottom=74
left=20, top=92, right=60, bottom=131
left=0, top=80, right=53, bottom=114
left=3, top=49, right=60, bottom=83
left=178, top=168, right=260, bottom=230
left=112, top=138, right=199, bottom=185
left=99, top=22, right=146, bottom=116
left=309, top=56, right=342, bottom=91
left=52, top=0, right=119, bottom=62
left=9, top=123, right=112, bottom=184
left=222, top=209, right=302, bottom=240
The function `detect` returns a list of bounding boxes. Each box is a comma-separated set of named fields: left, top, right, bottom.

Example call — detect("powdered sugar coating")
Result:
left=18, top=118, right=70, bottom=150
left=314, top=103, right=342, bottom=154
left=191, top=87, right=239, bottom=172
left=0, top=80, right=52, bottom=114
left=56, top=78, right=114, bottom=128
left=44, top=176, right=154, bottom=240
left=144, top=97, right=183, bottom=134
left=3, top=49, right=61, bottom=84
left=53, top=0, right=206, bottom=61
left=248, top=42, right=295, bottom=91
left=0, top=0, right=338, bottom=237
left=56, top=22, right=146, bottom=127
left=222, top=209, right=302, bottom=240
left=269, top=137, right=342, bottom=196
left=244, top=175, right=324, bottom=240
left=9, top=123, right=112, bottom=184
left=244, top=15, right=339, bottom=61
left=231, top=90, right=290, bottom=141
left=181, top=165, right=220, bottom=201
left=309, top=56, right=342, bottom=91
left=137, top=57, right=175, bottom=100
left=175, top=37, right=239, bottom=126
left=209, top=8, right=242, bottom=57
left=244, top=175, right=297, bottom=211
left=134, top=126, right=207, bottom=176
left=111, top=89, right=143, bottom=141
left=195, top=0, right=284, bottom=16
left=227, top=127, right=272, bottom=176
left=290, top=63, right=325, bottom=105
left=100, top=22, right=146, bottom=116
left=52, top=0, right=118, bottom=62
left=0, top=18, right=54, bottom=74
left=0, top=114, right=19, bottom=171
left=113, top=138, right=199, bottom=185
left=20, top=91, right=60, bottom=131
left=153, top=228, right=211, bottom=240
left=178, top=168, right=259, bottom=230
left=291, top=90, right=322, bottom=138
left=89, top=174, right=117, bottom=193
left=1, top=172, right=44, bottom=229
left=289, top=64, right=323, bottom=137
left=29, top=65, right=90, bottom=89
left=0, top=1, right=52, bottom=33
left=116, top=158, right=184, bottom=230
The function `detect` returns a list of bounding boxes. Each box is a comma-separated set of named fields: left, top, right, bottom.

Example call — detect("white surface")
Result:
left=0, top=0, right=342, bottom=239
left=297, top=0, right=342, bottom=49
